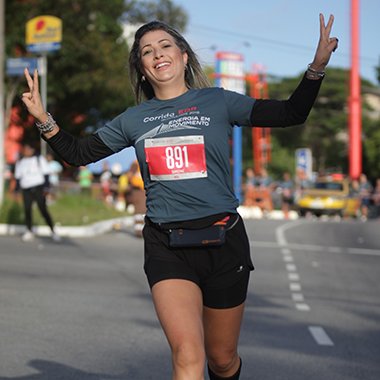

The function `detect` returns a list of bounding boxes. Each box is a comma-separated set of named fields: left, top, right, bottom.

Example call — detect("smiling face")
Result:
left=139, top=29, right=188, bottom=94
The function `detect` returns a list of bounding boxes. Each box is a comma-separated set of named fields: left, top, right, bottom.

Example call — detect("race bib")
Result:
left=144, top=135, right=207, bottom=181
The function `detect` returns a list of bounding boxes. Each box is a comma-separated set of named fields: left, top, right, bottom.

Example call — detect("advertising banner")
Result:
left=215, top=52, right=245, bottom=202
left=26, top=15, right=62, bottom=53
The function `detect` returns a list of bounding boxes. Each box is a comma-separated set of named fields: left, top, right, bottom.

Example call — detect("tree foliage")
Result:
left=266, top=68, right=380, bottom=180
left=124, top=0, right=188, bottom=32
left=5, top=0, right=188, bottom=138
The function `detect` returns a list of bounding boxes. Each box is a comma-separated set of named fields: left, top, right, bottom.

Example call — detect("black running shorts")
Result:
left=143, top=215, right=254, bottom=309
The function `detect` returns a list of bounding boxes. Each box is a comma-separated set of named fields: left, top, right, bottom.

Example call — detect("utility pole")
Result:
left=247, top=64, right=271, bottom=176
left=349, top=0, right=362, bottom=179
left=0, top=0, right=5, bottom=206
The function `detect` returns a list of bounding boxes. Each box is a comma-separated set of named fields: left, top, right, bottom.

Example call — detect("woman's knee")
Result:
left=207, top=349, right=238, bottom=374
left=172, top=342, right=205, bottom=372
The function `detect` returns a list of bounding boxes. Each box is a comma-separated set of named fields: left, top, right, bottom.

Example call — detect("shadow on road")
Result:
left=0, top=359, right=126, bottom=380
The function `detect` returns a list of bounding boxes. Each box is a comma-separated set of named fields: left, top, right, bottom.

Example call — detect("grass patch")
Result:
left=0, top=193, right=130, bottom=226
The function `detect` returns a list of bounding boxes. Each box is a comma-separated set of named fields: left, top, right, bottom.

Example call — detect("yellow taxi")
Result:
left=296, top=174, right=360, bottom=218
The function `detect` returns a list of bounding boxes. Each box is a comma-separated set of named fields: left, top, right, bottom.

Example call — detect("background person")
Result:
left=358, top=173, right=373, bottom=221
left=116, top=169, right=130, bottom=211
left=77, top=165, right=93, bottom=196
left=99, top=161, right=113, bottom=205
left=126, top=160, right=146, bottom=236
left=14, top=143, right=60, bottom=242
left=279, top=171, right=295, bottom=219
left=372, top=178, right=380, bottom=218
left=21, top=14, right=338, bottom=380
left=45, top=152, right=63, bottom=202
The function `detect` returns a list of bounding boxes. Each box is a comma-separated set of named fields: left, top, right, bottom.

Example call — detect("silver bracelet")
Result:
left=35, top=112, right=57, bottom=133
left=307, top=64, right=325, bottom=79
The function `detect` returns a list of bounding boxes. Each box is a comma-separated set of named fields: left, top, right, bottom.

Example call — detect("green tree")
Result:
left=5, top=0, right=188, bottom=138
left=124, top=0, right=188, bottom=32
left=267, top=67, right=380, bottom=178
left=362, top=97, right=380, bottom=180
left=5, top=0, right=131, bottom=138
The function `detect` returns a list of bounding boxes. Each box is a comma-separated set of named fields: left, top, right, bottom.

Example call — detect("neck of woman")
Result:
left=153, top=82, right=189, bottom=100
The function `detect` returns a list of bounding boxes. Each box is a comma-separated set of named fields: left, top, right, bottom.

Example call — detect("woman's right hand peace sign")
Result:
left=21, top=68, right=47, bottom=123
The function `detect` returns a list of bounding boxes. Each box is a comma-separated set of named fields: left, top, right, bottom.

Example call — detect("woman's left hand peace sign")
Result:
left=311, top=14, right=339, bottom=71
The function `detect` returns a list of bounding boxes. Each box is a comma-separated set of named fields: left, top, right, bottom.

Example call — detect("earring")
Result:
left=141, top=75, right=145, bottom=82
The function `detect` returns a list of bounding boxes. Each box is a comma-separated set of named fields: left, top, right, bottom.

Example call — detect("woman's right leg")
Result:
left=151, top=279, right=206, bottom=380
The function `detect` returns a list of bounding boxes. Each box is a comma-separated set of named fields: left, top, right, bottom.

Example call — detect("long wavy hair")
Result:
left=129, top=21, right=211, bottom=104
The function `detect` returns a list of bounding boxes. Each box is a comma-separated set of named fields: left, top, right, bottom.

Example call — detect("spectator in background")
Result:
left=255, top=167, right=274, bottom=214
left=244, top=167, right=256, bottom=188
left=77, top=165, right=93, bottom=196
left=127, top=160, right=146, bottom=236
left=14, top=143, right=60, bottom=242
left=280, top=171, right=295, bottom=219
left=46, top=152, right=63, bottom=202
left=371, top=178, right=380, bottom=218
left=243, top=167, right=257, bottom=207
left=358, top=173, right=373, bottom=221
left=256, top=167, right=272, bottom=188
left=295, top=167, right=313, bottom=202
left=100, top=161, right=113, bottom=205
left=116, top=169, right=130, bottom=211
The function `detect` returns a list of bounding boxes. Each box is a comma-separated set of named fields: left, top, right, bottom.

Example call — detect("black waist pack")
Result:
left=168, top=215, right=239, bottom=248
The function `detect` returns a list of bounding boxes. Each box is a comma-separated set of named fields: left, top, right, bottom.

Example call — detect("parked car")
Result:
left=296, top=174, right=360, bottom=217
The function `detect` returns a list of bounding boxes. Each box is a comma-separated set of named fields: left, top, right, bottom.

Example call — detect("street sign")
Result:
left=296, top=148, right=312, bottom=180
left=6, top=57, right=39, bottom=76
left=26, top=15, right=62, bottom=53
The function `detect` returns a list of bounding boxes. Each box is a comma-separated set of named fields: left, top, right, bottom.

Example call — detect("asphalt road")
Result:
left=0, top=218, right=379, bottom=380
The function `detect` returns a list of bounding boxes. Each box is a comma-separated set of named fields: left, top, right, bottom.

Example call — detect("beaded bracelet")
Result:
left=35, top=112, right=57, bottom=134
left=307, top=64, right=325, bottom=79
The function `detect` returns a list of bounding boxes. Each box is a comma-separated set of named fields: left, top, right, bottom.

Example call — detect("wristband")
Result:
left=35, top=112, right=57, bottom=134
left=307, top=64, right=325, bottom=79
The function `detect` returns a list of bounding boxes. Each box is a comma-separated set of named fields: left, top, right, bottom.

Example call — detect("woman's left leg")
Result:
left=203, top=216, right=252, bottom=379
left=204, top=303, right=245, bottom=379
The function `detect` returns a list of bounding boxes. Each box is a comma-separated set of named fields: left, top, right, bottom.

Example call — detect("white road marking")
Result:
left=308, top=326, right=334, bottom=346
left=288, top=273, right=300, bottom=281
left=286, top=264, right=297, bottom=272
left=276, top=220, right=305, bottom=246
left=296, top=303, right=310, bottom=311
left=292, top=293, right=304, bottom=302
left=283, top=255, right=294, bottom=262
left=282, top=248, right=291, bottom=255
left=348, top=247, right=380, bottom=256
left=328, top=246, right=343, bottom=253
left=250, top=240, right=380, bottom=257
left=289, top=283, right=302, bottom=291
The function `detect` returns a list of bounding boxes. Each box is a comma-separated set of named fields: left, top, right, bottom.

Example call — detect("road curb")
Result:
left=0, top=208, right=296, bottom=238
left=0, top=216, right=135, bottom=238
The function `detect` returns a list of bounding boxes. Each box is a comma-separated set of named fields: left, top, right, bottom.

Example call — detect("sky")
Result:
left=174, top=0, right=380, bottom=84
left=90, top=0, right=380, bottom=174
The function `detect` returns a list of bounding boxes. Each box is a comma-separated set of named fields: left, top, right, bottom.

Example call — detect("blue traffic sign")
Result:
left=295, top=148, right=312, bottom=179
left=6, top=57, right=39, bottom=76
